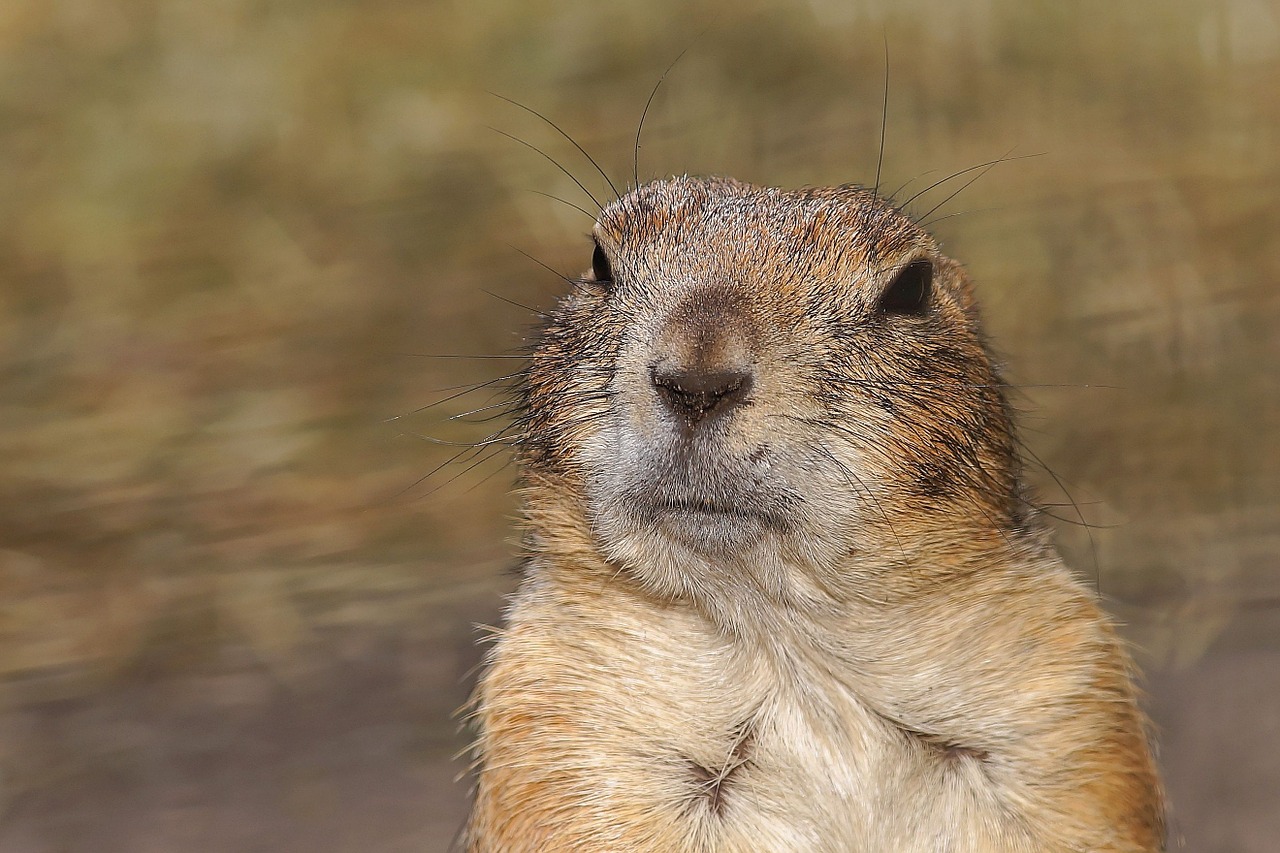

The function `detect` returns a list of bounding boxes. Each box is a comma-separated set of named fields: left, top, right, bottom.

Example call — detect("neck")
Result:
left=524, top=473, right=1082, bottom=703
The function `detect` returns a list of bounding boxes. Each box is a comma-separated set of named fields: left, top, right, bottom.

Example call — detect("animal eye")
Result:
left=876, top=260, right=932, bottom=317
left=590, top=242, right=614, bottom=286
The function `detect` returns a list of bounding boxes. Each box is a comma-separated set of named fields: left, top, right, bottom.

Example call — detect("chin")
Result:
left=592, top=498, right=839, bottom=614
left=656, top=508, right=774, bottom=553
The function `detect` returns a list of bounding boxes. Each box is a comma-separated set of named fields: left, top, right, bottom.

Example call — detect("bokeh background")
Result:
left=1, top=1, right=1277, bottom=850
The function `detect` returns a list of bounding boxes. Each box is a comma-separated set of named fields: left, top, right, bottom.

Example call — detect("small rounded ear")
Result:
left=934, top=256, right=981, bottom=323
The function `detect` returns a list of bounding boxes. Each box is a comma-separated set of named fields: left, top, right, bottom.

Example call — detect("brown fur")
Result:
left=464, top=177, right=1164, bottom=851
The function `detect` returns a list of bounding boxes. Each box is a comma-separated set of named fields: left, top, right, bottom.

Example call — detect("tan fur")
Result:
left=464, top=177, right=1164, bottom=851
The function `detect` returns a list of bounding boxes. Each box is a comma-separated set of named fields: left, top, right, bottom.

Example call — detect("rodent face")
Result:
left=520, top=176, right=1021, bottom=614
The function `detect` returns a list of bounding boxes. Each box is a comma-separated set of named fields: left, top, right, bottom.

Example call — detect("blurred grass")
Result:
left=0, top=0, right=1277, bottom=848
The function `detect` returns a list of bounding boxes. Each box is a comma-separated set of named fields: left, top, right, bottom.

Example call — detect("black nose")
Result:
left=651, top=365, right=753, bottom=426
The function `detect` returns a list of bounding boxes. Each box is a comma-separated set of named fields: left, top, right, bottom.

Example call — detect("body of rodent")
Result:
left=464, top=176, right=1164, bottom=851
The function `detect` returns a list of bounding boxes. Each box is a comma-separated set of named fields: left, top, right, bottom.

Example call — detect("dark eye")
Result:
left=590, top=242, right=614, bottom=286
left=876, top=259, right=932, bottom=317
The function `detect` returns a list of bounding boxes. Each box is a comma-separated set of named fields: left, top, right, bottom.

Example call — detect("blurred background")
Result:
left=0, top=0, right=1276, bottom=850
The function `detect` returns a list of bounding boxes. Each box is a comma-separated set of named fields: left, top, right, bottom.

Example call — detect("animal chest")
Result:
left=473, top=593, right=1021, bottom=852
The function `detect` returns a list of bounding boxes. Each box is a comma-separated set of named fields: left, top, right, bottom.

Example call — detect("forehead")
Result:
left=593, top=177, right=930, bottom=278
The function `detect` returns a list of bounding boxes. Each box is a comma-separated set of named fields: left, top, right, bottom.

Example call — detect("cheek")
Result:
left=523, top=312, right=627, bottom=473
left=607, top=353, right=663, bottom=446
left=789, top=392, right=915, bottom=508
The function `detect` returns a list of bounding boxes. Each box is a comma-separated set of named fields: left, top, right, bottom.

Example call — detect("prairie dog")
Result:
left=464, top=176, right=1164, bottom=851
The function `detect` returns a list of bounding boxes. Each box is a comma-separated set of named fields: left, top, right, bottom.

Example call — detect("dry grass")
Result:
left=0, top=1, right=1277, bottom=847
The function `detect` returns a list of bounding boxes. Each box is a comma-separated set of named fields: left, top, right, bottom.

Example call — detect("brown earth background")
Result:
left=1, top=1, right=1278, bottom=850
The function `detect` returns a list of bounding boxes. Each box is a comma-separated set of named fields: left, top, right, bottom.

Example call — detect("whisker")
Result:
left=490, top=92, right=621, bottom=200
left=796, top=403, right=1101, bottom=535
left=823, top=375, right=1120, bottom=392
left=389, top=441, right=490, bottom=501
left=886, top=169, right=938, bottom=205
left=465, top=452, right=518, bottom=494
left=527, top=188, right=595, bottom=220
left=449, top=400, right=519, bottom=422
left=920, top=205, right=1003, bottom=229
left=395, top=353, right=527, bottom=360
left=384, top=373, right=522, bottom=422
left=489, top=127, right=604, bottom=211
left=873, top=34, right=890, bottom=199
left=634, top=45, right=694, bottom=188
left=899, top=151, right=1043, bottom=214
left=913, top=148, right=1016, bottom=225
left=506, top=242, right=580, bottom=287
left=815, top=439, right=909, bottom=566
left=400, top=428, right=521, bottom=449
left=421, top=439, right=523, bottom=499
left=1013, top=434, right=1104, bottom=590
left=482, top=288, right=547, bottom=318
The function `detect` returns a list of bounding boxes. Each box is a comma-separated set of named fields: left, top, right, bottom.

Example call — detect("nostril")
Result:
left=651, top=365, right=754, bottom=425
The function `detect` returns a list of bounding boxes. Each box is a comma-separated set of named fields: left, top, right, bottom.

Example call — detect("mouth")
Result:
left=636, top=487, right=797, bottom=538
left=589, top=434, right=802, bottom=554
left=656, top=496, right=745, bottom=517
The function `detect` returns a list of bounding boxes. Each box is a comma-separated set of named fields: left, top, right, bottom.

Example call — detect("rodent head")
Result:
left=518, top=176, right=1026, bottom=619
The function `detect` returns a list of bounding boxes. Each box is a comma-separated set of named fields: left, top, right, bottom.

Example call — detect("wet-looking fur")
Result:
left=465, top=177, right=1165, bottom=852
